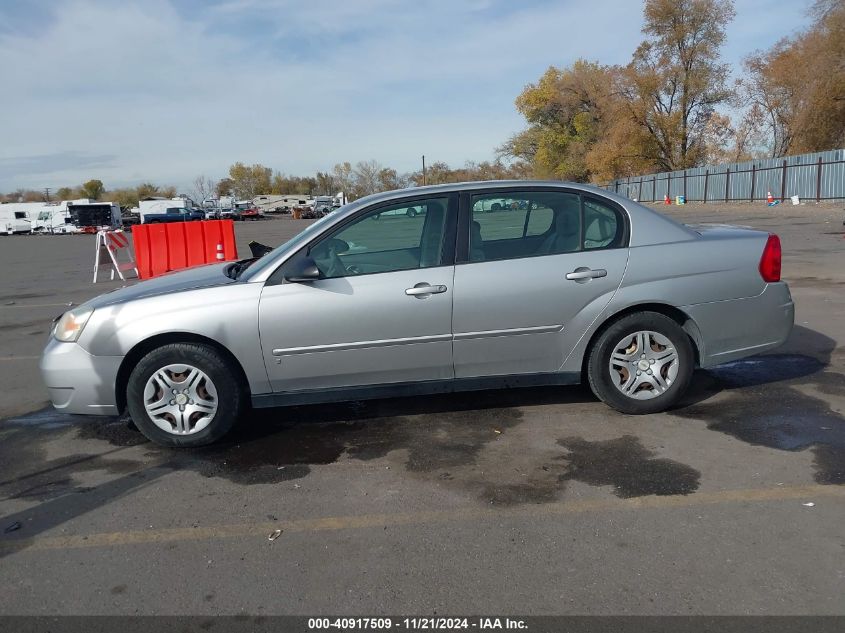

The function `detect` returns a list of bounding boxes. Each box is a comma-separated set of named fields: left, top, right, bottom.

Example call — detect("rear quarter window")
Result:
left=583, top=198, right=624, bottom=250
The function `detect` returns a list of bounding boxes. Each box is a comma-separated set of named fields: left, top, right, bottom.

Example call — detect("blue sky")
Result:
left=0, top=0, right=814, bottom=193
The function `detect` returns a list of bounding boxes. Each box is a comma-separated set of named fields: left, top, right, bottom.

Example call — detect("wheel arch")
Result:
left=115, top=332, right=251, bottom=414
left=580, top=302, right=704, bottom=380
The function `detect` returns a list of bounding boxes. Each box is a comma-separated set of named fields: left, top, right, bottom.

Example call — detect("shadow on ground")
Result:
left=675, top=326, right=845, bottom=484
left=1, top=326, right=841, bottom=551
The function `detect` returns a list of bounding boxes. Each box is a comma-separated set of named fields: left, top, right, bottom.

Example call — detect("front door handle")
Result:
left=405, top=283, right=448, bottom=297
left=566, top=267, right=607, bottom=282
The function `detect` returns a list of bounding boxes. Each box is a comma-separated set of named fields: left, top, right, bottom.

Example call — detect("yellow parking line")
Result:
left=1, top=483, right=841, bottom=554
left=0, top=356, right=40, bottom=362
left=0, top=303, right=72, bottom=309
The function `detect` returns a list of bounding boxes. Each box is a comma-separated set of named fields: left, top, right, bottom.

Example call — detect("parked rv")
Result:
left=0, top=208, right=32, bottom=235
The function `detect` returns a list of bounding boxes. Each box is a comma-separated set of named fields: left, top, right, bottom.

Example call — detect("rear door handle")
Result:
left=566, top=267, right=607, bottom=282
left=405, top=283, right=448, bottom=297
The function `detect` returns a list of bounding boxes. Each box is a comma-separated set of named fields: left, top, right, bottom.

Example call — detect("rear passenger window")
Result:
left=469, top=191, right=581, bottom=262
left=468, top=192, right=626, bottom=262
left=525, top=206, right=553, bottom=236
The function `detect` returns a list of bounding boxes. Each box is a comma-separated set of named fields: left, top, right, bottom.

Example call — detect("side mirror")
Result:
left=284, top=256, right=321, bottom=283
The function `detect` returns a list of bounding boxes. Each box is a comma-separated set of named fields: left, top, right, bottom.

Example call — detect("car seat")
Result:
left=470, top=220, right=485, bottom=261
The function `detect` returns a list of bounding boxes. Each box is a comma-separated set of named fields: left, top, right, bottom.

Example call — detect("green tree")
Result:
left=216, top=178, right=233, bottom=197
left=80, top=179, right=105, bottom=200
left=111, top=188, right=140, bottom=209
left=136, top=182, right=160, bottom=199
left=55, top=186, right=75, bottom=200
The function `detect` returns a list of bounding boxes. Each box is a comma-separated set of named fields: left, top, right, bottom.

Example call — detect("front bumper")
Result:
left=683, top=282, right=795, bottom=368
left=39, top=337, right=123, bottom=416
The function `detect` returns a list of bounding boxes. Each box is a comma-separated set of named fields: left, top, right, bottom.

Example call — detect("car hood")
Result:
left=84, top=262, right=237, bottom=309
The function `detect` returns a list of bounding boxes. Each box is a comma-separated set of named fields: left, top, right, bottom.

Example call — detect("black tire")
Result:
left=587, top=311, right=694, bottom=415
left=406, top=208, right=417, bottom=217
left=491, top=202, right=502, bottom=211
left=126, top=343, right=245, bottom=447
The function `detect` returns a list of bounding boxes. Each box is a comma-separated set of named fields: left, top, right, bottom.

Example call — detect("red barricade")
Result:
left=132, top=220, right=238, bottom=280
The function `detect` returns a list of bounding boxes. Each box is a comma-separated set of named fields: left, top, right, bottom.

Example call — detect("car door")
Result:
left=258, top=195, right=457, bottom=392
left=452, top=189, right=629, bottom=378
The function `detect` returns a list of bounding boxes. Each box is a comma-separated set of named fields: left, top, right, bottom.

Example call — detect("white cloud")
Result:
left=0, top=0, right=813, bottom=192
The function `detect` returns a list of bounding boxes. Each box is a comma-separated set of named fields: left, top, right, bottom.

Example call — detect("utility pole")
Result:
left=422, top=155, right=426, bottom=186
left=43, top=187, right=51, bottom=202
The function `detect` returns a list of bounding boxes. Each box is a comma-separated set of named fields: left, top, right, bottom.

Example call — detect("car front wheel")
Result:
left=587, top=312, right=694, bottom=415
left=126, top=343, right=244, bottom=447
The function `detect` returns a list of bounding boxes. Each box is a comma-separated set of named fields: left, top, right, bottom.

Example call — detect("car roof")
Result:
left=352, top=180, right=614, bottom=205
left=243, top=180, right=699, bottom=282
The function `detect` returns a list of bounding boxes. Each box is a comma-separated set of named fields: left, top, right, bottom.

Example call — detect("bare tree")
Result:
left=191, top=175, right=218, bottom=203
left=351, top=160, right=383, bottom=198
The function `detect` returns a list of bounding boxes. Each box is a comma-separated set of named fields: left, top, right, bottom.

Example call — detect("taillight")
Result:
left=759, top=234, right=781, bottom=282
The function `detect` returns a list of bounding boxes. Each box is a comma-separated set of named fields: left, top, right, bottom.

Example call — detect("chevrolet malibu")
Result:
left=41, top=181, right=794, bottom=447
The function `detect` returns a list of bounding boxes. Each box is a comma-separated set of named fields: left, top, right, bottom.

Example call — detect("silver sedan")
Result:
left=41, top=181, right=794, bottom=446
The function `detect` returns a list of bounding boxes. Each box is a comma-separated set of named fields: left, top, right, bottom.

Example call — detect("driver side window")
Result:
left=309, top=197, right=449, bottom=279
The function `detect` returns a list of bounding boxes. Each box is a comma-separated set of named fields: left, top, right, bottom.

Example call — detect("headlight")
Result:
left=53, top=307, right=94, bottom=342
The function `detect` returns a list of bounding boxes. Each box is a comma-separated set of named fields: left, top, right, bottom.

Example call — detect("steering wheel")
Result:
left=312, top=238, right=359, bottom=278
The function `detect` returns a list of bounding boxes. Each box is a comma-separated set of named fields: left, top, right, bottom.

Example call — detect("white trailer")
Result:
left=0, top=205, right=33, bottom=234
left=0, top=199, right=120, bottom=234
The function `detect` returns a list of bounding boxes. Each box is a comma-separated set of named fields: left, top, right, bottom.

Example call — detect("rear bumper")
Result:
left=39, top=338, right=122, bottom=416
left=682, top=282, right=794, bottom=368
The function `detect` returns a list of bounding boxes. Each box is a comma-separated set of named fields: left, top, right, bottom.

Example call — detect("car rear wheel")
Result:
left=587, top=312, right=694, bottom=415
left=126, top=343, right=244, bottom=447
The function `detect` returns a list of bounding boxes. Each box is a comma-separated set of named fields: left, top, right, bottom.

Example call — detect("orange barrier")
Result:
left=132, top=220, right=238, bottom=280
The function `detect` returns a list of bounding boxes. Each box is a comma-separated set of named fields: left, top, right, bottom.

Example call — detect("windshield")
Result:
left=238, top=210, right=342, bottom=280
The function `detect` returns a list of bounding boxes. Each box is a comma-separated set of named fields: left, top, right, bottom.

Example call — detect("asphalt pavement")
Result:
left=0, top=205, right=843, bottom=615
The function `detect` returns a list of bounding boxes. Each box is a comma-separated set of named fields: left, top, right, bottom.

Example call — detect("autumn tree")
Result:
left=741, top=0, right=845, bottom=156
left=315, top=171, right=336, bottom=195
left=376, top=167, right=407, bottom=192
left=501, top=61, right=624, bottom=181
left=408, top=160, right=530, bottom=186
left=621, top=0, right=736, bottom=171
left=228, top=162, right=272, bottom=199
left=79, top=179, right=105, bottom=200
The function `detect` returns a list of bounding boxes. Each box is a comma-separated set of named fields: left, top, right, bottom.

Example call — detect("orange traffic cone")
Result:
left=767, top=191, right=774, bottom=204
left=664, top=194, right=671, bottom=205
